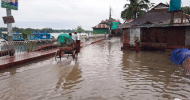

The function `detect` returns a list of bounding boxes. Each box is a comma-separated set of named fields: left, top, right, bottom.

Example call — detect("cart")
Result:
left=55, top=34, right=80, bottom=61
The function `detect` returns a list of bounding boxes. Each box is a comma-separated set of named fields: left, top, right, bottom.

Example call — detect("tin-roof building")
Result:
left=92, top=24, right=109, bottom=34
left=120, top=3, right=190, bottom=53
left=92, top=19, right=121, bottom=35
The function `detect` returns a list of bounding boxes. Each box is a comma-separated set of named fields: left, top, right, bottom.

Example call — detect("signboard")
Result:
left=2, top=16, right=15, bottom=24
left=1, top=0, right=18, bottom=10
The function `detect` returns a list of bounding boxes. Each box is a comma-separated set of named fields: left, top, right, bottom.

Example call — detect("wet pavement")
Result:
left=0, top=37, right=190, bottom=100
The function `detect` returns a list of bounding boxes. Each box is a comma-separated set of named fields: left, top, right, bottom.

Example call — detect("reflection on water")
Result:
left=55, top=61, right=82, bottom=92
left=0, top=37, right=190, bottom=100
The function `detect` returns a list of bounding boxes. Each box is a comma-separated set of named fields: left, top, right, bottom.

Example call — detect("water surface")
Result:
left=0, top=37, right=189, bottom=100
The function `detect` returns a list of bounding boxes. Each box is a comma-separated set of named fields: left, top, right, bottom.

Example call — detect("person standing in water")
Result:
left=106, top=33, right=109, bottom=39
left=105, top=32, right=107, bottom=39
left=135, top=37, right=140, bottom=53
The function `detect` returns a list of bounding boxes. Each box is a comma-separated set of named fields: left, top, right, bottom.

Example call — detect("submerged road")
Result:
left=0, top=37, right=190, bottom=100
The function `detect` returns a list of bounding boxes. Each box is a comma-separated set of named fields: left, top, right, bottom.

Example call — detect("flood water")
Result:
left=0, top=37, right=190, bottom=100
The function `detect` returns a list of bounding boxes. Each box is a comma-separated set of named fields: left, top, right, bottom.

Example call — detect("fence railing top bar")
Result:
left=2, top=39, right=57, bottom=45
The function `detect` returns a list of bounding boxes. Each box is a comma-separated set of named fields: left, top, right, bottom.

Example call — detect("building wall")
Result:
left=93, top=28, right=108, bottom=34
left=167, top=27, right=185, bottom=46
left=141, top=27, right=167, bottom=43
left=130, top=28, right=140, bottom=46
left=123, top=28, right=130, bottom=46
left=186, top=27, right=190, bottom=46
left=141, top=27, right=185, bottom=46
left=123, top=26, right=186, bottom=49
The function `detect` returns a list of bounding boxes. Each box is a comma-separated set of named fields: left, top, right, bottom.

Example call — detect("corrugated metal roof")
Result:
left=120, top=3, right=190, bottom=28
left=130, top=8, right=189, bottom=25
left=101, top=20, right=120, bottom=23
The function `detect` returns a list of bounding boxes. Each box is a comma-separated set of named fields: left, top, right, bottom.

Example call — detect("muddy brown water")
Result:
left=0, top=37, right=190, bottom=100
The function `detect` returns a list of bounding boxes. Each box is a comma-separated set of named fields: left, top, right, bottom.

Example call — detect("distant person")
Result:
left=69, top=33, right=72, bottom=37
left=135, top=37, right=140, bottom=53
left=88, top=32, right=90, bottom=38
left=105, top=32, right=107, bottom=39
left=73, top=32, right=78, bottom=41
left=106, top=33, right=109, bottom=39
left=69, top=33, right=76, bottom=43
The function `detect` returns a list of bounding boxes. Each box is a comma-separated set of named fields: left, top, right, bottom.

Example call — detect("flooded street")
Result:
left=0, top=37, right=190, bottom=100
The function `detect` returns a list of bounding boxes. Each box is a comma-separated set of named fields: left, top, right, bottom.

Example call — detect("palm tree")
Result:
left=121, top=0, right=153, bottom=20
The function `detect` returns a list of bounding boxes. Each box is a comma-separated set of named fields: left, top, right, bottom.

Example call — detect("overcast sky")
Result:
left=0, top=0, right=190, bottom=30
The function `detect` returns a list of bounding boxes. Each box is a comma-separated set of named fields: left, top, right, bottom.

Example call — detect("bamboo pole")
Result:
left=181, top=11, right=183, bottom=24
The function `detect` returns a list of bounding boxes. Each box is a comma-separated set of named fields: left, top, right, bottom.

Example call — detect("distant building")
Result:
left=92, top=24, right=109, bottom=34
left=120, top=3, right=190, bottom=52
left=92, top=19, right=121, bottom=35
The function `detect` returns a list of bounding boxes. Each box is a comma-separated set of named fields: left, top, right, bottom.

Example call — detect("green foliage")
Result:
left=0, top=31, right=2, bottom=38
left=51, top=36, right=55, bottom=39
left=20, top=30, right=37, bottom=53
left=182, top=6, right=190, bottom=15
left=21, top=30, right=32, bottom=40
left=121, top=0, right=154, bottom=20
left=77, top=26, right=84, bottom=33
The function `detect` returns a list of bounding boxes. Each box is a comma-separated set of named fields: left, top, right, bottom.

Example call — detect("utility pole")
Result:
left=6, top=8, right=13, bottom=41
left=108, top=6, right=112, bottom=35
left=2, top=0, right=18, bottom=41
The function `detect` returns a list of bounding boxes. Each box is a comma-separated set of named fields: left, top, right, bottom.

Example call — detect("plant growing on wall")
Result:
left=21, top=30, right=32, bottom=40
left=21, top=30, right=37, bottom=53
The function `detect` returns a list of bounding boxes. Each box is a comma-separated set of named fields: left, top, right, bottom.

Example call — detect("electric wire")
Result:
left=58, top=0, right=100, bottom=21
left=69, top=0, right=107, bottom=19
left=61, top=0, right=100, bottom=20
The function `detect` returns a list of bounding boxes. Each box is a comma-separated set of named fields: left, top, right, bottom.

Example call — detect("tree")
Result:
left=121, top=0, right=154, bottom=20
left=84, top=31, right=88, bottom=33
left=77, top=26, right=84, bottom=33
left=182, top=6, right=190, bottom=15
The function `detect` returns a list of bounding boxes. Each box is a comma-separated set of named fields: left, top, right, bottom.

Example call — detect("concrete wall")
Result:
left=186, top=27, right=190, bottom=46
left=130, top=28, right=140, bottom=46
